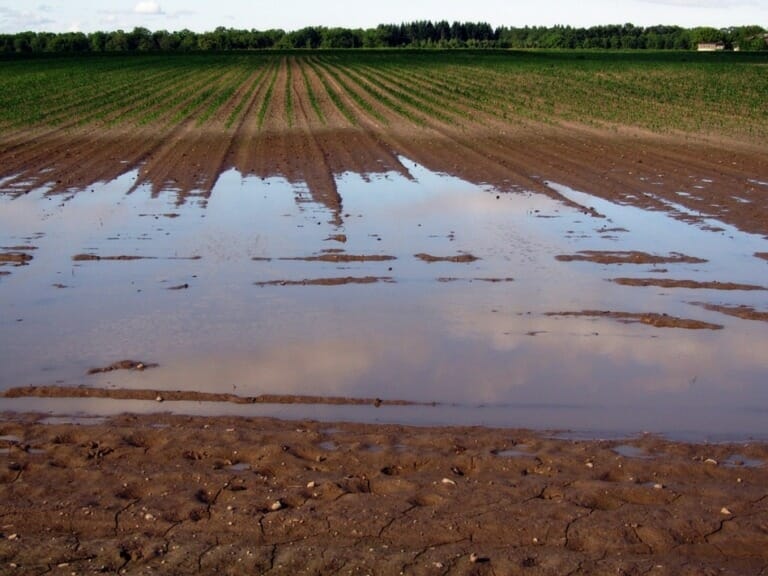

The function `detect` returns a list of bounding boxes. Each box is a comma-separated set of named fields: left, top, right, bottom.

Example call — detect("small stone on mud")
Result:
left=155, top=395, right=163, bottom=402
left=441, top=478, right=456, bottom=486
left=270, top=500, right=284, bottom=511
left=653, top=483, right=664, bottom=490
left=705, top=458, right=718, bottom=466
left=307, top=481, right=316, bottom=489
left=720, top=507, right=732, bottom=515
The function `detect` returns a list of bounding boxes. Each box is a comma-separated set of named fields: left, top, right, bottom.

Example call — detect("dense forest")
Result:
left=2, top=22, right=767, bottom=54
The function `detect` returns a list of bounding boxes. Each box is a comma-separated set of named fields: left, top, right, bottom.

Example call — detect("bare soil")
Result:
left=1, top=413, right=766, bottom=575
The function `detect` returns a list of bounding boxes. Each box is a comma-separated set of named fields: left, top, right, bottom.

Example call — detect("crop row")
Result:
left=0, top=51, right=766, bottom=142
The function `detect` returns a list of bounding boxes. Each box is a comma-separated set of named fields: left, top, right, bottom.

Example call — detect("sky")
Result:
left=0, top=0, right=766, bottom=34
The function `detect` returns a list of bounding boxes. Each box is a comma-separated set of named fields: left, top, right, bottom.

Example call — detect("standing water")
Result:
left=1, top=159, right=767, bottom=440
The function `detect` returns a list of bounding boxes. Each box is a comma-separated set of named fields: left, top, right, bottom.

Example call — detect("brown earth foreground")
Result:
left=1, top=413, right=767, bottom=575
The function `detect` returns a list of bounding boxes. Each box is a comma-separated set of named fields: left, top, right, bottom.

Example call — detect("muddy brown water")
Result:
left=1, top=159, right=767, bottom=441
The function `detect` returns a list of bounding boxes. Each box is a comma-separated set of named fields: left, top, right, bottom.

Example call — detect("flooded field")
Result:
left=2, top=157, right=767, bottom=440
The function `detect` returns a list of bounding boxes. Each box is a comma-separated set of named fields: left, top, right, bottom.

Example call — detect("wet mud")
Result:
left=611, top=278, right=766, bottom=291
left=0, top=413, right=766, bottom=575
left=545, top=310, right=724, bottom=330
left=555, top=251, right=707, bottom=265
left=72, top=254, right=201, bottom=261
left=87, top=360, right=159, bottom=376
left=691, top=303, right=768, bottom=323
left=279, top=254, right=397, bottom=263
left=0, top=251, right=33, bottom=265
left=255, top=276, right=394, bottom=287
left=2, top=387, right=416, bottom=407
left=414, top=253, right=480, bottom=263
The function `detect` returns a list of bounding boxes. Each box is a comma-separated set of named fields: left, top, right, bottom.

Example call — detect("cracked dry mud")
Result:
left=1, top=414, right=767, bottom=575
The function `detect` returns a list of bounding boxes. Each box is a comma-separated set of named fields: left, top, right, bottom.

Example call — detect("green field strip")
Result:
left=257, top=60, right=280, bottom=129
left=0, top=57, right=215, bottom=129
left=104, top=69, right=215, bottom=128
left=446, top=55, right=768, bottom=135
left=84, top=66, right=205, bottom=128
left=378, top=63, right=503, bottom=114
left=353, top=63, right=468, bottom=125
left=196, top=65, right=255, bottom=127
left=0, top=57, right=180, bottom=127
left=304, top=58, right=358, bottom=126
left=168, top=69, right=241, bottom=126
left=133, top=67, right=230, bottom=127
left=109, top=71, right=210, bottom=127
left=389, top=63, right=532, bottom=121
left=1, top=51, right=766, bottom=145
left=68, top=64, right=207, bottom=128
left=54, top=65, right=184, bottom=119
left=225, top=64, right=271, bottom=130
left=314, top=58, right=409, bottom=126
left=298, top=57, right=326, bottom=125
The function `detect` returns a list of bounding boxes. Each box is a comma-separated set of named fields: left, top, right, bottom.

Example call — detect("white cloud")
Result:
left=134, top=1, right=163, bottom=15
left=0, top=7, right=55, bottom=32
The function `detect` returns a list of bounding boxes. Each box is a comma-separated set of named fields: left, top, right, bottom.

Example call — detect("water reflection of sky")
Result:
left=1, top=159, right=767, bottom=440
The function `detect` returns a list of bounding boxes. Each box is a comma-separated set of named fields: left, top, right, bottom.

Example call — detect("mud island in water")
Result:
left=1, top=51, right=768, bottom=573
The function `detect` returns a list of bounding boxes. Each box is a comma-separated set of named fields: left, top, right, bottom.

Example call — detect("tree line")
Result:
left=2, top=22, right=767, bottom=54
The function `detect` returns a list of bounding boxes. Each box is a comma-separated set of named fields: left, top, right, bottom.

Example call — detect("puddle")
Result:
left=37, top=416, right=108, bottom=426
left=612, top=445, right=653, bottom=459
left=227, top=462, right=252, bottom=472
left=0, top=434, right=22, bottom=443
left=1, top=161, right=767, bottom=439
left=318, top=441, right=338, bottom=452
left=492, top=446, right=534, bottom=458
left=722, top=454, right=763, bottom=469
